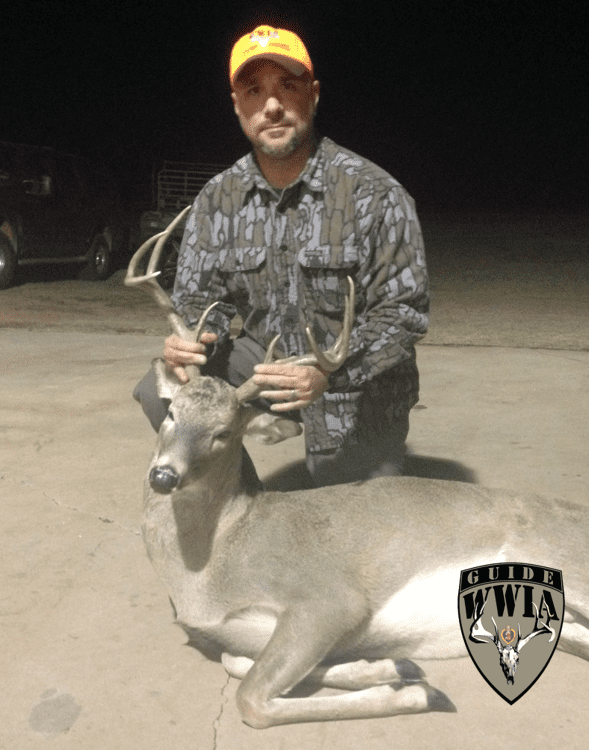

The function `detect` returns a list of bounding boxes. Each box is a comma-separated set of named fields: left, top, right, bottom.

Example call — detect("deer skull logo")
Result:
left=470, top=600, right=555, bottom=685
left=459, top=563, right=564, bottom=704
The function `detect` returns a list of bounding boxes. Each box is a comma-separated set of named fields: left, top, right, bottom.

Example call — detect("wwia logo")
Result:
left=458, top=563, right=564, bottom=704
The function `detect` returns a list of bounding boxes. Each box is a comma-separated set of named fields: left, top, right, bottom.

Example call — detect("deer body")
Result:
left=140, top=369, right=589, bottom=727
left=127, top=211, right=589, bottom=728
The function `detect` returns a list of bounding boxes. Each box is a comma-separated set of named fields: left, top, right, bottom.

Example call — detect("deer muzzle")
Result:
left=149, top=465, right=180, bottom=494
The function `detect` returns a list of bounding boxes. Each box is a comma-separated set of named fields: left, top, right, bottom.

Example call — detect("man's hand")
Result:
left=252, top=363, right=329, bottom=411
left=164, top=332, right=218, bottom=384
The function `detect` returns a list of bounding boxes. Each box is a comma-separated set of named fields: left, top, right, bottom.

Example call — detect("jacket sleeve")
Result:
left=170, top=192, right=236, bottom=347
left=341, top=186, right=430, bottom=389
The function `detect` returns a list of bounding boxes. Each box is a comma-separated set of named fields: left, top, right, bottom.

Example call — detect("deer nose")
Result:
left=149, top=465, right=179, bottom=493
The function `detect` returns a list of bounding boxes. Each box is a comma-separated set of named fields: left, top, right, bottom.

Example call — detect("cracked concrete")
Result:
left=212, top=674, right=232, bottom=750
left=1, top=214, right=588, bottom=748
left=49, top=494, right=141, bottom=536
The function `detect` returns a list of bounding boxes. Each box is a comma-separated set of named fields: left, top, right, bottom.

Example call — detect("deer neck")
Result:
left=143, top=451, right=251, bottom=576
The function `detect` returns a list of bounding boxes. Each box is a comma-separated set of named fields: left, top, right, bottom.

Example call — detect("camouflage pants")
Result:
left=133, top=335, right=409, bottom=488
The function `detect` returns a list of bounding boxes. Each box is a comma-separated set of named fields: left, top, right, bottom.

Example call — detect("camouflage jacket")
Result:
left=172, top=135, right=429, bottom=453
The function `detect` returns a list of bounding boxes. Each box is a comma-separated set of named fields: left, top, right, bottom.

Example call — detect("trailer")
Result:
left=139, top=161, right=230, bottom=288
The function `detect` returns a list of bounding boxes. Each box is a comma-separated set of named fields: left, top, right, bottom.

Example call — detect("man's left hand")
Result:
left=252, top=363, right=328, bottom=411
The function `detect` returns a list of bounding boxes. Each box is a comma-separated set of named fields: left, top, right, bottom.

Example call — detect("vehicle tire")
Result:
left=81, top=233, right=112, bottom=280
left=159, top=238, right=180, bottom=290
left=0, top=236, right=16, bottom=290
left=137, top=237, right=179, bottom=290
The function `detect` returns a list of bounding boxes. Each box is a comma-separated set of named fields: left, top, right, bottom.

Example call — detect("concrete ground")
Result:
left=1, top=213, right=588, bottom=748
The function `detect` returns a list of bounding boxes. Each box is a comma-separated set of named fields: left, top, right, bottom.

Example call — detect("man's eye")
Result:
left=166, top=410, right=174, bottom=422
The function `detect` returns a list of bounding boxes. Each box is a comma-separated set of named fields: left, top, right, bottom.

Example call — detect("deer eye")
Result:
left=214, top=430, right=231, bottom=441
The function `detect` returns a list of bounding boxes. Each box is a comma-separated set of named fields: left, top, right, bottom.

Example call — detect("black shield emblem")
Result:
left=458, top=563, right=564, bottom=704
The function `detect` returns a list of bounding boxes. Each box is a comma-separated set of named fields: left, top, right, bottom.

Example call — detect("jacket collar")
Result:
left=236, top=132, right=327, bottom=204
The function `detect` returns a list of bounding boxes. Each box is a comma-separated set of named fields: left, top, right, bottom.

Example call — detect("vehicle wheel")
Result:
left=159, top=238, right=180, bottom=290
left=81, top=233, right=112, bottom=280
left=137, top=237, right=179, bottom=290
left=0, top=236, right=16, bottom=290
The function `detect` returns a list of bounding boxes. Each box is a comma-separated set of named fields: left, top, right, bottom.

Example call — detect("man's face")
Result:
left=231, top=60, right=320, bottom=159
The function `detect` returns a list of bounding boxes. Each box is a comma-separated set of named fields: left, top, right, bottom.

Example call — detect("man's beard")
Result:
left=249, top=108, right=316, bottom=158
left=257, top=124, right=308, bottom=157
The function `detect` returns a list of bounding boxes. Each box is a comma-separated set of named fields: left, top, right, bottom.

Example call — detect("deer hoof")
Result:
left=426, top=686, right=457, bottom=713
left=149, top=466, right=179, bottom=493
left=394, top=658, right=426, bottom=682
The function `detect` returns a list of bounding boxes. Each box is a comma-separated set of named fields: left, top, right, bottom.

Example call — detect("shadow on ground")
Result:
left=262, top=454, right=477, bottom=492
left=404, top=454, right=478, bottom=483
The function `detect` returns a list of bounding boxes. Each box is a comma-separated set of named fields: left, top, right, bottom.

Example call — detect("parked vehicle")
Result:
left=0, top=141, right=125, bottom=289
left=138, top=161, right=230, bottom=289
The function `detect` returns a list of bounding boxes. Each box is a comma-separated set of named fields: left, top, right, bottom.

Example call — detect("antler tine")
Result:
left=126, top=205, right=192, bottom=285
left=178, top=301, right=220, bottom=382
left=192, top=301, right=220, bottom=344
left=147, top=205, right=192, bottom=277
left=125, top=206, right=194, bottom=340
left=304, top=276, right=355, bottom=372
left=125, top=231, right=165, bottom=283
left=125, top=207, right=221, bottom=380
left=234, top=279, right=355, bottom=405
left=234, top=335, right=281, bottom=404
left=469, top=600, right=500, bottom=645
left=517, top=602, right=555, bottom=650
left=263, top=335, right=282, bottom=364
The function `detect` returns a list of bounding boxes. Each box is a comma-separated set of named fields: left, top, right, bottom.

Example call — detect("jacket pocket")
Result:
left=298, top=245, right=359, bottom=315
left=219, top=246, right=270, bottom=309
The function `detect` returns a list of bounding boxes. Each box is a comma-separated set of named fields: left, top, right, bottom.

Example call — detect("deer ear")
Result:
left=152, top=358, right=184, bottom=401
left=243, top=410, right=303, bottom=445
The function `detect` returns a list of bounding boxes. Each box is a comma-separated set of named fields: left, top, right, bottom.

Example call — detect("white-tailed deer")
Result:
left=126, top=211, right=589, bottom=728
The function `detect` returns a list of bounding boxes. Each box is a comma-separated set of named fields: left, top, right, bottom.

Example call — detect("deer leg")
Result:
left=308, top=658, right=427, bottom=690
left=222, top=654, right=426, bottom=689
left=232, top=605, right=455, bottom=729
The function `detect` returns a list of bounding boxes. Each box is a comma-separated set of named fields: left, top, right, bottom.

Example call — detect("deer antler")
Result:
left=125, top=206, right=218, bottom=379
left=516, top=603, right=555, bottom=651
left=469, top=600, right=501, bottom=647
left=127, top=214, right=354, bottom=390
left=234, top=277, right=355, bottom=404
left=303, top=276, right=355, bottom=372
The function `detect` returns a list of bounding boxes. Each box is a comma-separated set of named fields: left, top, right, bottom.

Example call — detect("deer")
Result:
left=125, top=209, right=589, bottom=728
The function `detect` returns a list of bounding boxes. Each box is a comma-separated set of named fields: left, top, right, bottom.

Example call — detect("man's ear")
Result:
left=231, top=90, right=241, bottom=118
left=152, top=358, right=184, bottom=401
left=312, top=79, right=320, bottom=111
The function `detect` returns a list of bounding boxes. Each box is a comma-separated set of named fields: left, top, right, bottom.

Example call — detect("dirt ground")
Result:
left=2, top=212, right=588, bottom=349
left=1, top=212, right=588, bottom=749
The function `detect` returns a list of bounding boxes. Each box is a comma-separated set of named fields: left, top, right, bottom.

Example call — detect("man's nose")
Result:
left=264, top=95, right=284, bottom=117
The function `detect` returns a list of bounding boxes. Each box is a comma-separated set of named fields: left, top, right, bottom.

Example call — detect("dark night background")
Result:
left=2, top=0, right=587, bottom=215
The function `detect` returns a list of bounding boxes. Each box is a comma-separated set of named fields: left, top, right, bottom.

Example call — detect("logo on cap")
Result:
left=250, top=28, right=279, bottom=47
left=230, top=25, right=313, bottom=84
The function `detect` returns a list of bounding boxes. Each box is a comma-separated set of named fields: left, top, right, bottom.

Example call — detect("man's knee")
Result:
left=306, top=413, right=410, bottom=487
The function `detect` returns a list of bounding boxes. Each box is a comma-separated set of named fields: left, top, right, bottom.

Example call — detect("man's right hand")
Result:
left=164, top=332, right=218, bottom=384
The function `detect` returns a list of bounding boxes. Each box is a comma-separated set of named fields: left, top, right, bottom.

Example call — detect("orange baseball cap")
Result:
left=230, top=25, right=313, bottom=85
